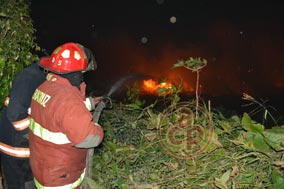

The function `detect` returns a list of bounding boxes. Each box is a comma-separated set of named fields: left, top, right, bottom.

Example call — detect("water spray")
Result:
left=107, top=73, right=152, bottom=97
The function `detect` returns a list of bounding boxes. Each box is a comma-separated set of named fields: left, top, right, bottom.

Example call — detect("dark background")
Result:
left=30, top=0, right=284, bottom=118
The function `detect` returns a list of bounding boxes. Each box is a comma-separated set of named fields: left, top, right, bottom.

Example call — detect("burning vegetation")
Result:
left=140, top=79, right=195, bottom=95
left=142, top=79, right=173, bottom=94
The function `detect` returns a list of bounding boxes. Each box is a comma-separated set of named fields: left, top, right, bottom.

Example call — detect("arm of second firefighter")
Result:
left=75, top=122, right=104, bottom=148
left=6, top=63, right=45, bottom=131
left=7, top=74, right=35, bottom=130
left=6, top=84, right=32, bottom=131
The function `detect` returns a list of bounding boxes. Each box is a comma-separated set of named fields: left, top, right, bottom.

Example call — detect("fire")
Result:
left=142, top=79, right=173, bottom=94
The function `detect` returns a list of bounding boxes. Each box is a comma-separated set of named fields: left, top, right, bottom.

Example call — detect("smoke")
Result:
left=86, top=18, right=283, bottom=98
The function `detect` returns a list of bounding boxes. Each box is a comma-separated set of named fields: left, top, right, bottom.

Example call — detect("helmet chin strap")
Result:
left=60, top=71, right=83, bottom=90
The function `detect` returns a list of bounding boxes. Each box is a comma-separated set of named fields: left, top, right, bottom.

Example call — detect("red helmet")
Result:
left=39, top=42, right=97, bottom=74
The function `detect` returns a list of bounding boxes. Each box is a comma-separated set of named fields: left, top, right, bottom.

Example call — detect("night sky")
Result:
left=30, top=0, right=284, bottom=112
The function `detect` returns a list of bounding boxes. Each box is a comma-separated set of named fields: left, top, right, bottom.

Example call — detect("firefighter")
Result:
left=0, top=62, right=46, bottom=189
left=28, top=42, right=104, bottom=188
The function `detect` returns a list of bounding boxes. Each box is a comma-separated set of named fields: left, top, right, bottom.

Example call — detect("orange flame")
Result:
left=142, top=79, right=173, bottom=94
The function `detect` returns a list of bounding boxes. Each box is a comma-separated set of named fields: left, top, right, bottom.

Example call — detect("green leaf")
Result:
left=104, top=141, right=117, bottom=151
left=172, top=60, right=184, bottom=68
left=149, top=173, right=159, bottom=181
left=147, top=111, right=160, bottom=130
left=252, top=132, right=271, bottom=152
left=221, top=170, right=231, bottom=183
left=241, top=113, right=252, bottom=129
left=214, top=170, right=231, bottom=189
left=110, top=164, right=119, bottom=173
left=0, top=12, right=8, bottom=18
left=116, top=177, right=124, bottom=187
left=241, top=113, right=264, bottom=133
left=102, top=151, right=112, bottom=164
left=218, top=120, right=232, bottom=133
left=272, top=170, right=284, bottom=189
left=241, top=172, right=256, bottom=184
left=263, top=127, right=284, bottom=151
left=0, top=56, right=6, bottom=70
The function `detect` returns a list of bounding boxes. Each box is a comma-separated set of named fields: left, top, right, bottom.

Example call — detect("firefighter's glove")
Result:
left=85, top=96, right=104, bottom=111
left=94, top=96, right=104, bottom=105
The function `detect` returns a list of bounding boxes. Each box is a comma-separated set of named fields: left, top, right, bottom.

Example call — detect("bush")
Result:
left=88, top=98, right=284, bottom=189
left=0, top=0, right=39, bottom=111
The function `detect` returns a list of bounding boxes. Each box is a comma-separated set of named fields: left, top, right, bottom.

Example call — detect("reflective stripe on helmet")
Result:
left=12, top=117, right=31, bottom=131
left=0, top=142, right=30, bottom=158
left=34, top=168, right=85, bottom=189
left=29, top=119, right=71, bottom=145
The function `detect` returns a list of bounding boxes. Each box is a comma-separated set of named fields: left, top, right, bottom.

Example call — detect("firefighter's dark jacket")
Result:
left=0, top=63, right=46, bottom=158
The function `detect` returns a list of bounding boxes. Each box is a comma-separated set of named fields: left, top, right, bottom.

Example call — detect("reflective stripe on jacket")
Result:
left=29, top=119, right=71, bottom=145
left=0, top=142, right=30, bottom=158
left=12, top=116, right=31, bottom=131
left=0, top=107, right=31, bottom=157
left=4, top=97, right=31, bottom=130
left=0, top=99, right=30, bottom=157
left=34, top=169, right=85, bottom=189
left=4, top=96, right=10, bottom=107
